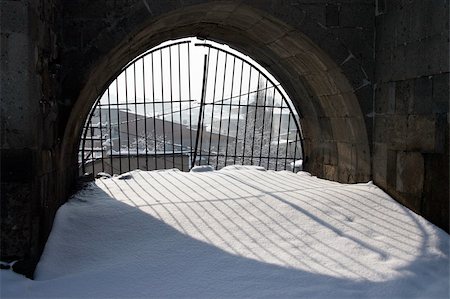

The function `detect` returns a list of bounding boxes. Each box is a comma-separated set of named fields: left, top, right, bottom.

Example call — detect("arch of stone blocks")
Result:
left=61, top=2, right=371, bottom=186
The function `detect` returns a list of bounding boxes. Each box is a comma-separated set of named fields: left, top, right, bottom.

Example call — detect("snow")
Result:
left=1, top=167, right=449, bottom=298
left=290, top=159, right=303, bottom=171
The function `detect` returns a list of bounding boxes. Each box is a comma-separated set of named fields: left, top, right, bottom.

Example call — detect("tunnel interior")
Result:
left=1, top=0, right=448, bottom=272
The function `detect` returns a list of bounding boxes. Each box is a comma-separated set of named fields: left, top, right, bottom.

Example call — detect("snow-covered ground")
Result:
left=1, top=166, right=449, bottom=298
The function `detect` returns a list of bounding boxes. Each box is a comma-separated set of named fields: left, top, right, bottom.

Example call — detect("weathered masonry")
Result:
left=1, top=0, right=448, bottom=273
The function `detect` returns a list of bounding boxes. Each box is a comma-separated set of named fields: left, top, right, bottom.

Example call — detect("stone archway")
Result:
left=60, top=2, right=370, bottom=191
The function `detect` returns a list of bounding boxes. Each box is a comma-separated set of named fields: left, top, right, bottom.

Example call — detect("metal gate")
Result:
left=79, top=38, right=303, bottom=176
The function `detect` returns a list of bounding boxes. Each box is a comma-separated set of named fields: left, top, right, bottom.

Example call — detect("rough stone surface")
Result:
left=373, top=0, right=449, bottom=233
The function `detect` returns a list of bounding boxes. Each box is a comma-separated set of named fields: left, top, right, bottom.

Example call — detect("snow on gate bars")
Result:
left=79, top=37, right=304, bottom=176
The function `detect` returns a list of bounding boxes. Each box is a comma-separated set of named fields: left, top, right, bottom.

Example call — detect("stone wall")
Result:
left=373, top=0, right=449, bottom=232
left=59, top=0, right=374, bottom=184
left=1, top=0, right=63, bottom=273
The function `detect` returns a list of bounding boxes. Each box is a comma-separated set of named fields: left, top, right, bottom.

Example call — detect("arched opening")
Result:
left=79, top=37, right=304, bottom=176
left=61, top=2, right=370, bottom=189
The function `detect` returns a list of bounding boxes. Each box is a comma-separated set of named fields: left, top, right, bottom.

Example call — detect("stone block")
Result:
left=396, top=151, right=424, bottom=195
left=394, top=79, right=413, bottom=114
left=267, top=39, right=297, bottom=59
left=315, top=31, right=350, bottom=69
left=434, top=113, right=448, bottom=154
left=387, top=81, right=396, bottom=113
left=322, top=141, right=338, bottom=165
left=337, top=142, right=356, bottom=182
left=373, top=115, right=407, bottom=148
left=0, top=1, right=28, bottom=34
left=327, top=68, right=355, bottom=94
left=303, top=73, right=340, bottom=96
left=0, top=182, right=33, bottom=260
left=355, top=142, right=371, bottom=179
left=412, top=76, right=432, bottom=114
left=422, top=152, right=449, bottom=232
left=330, top=117, right=355, bottom=142
left=339, top=3, right=374, bottom=29
left=374, top=82, right=389, bottom=113
left=372, top=142, right=387, bottom=185
left=386, top=149, right=397, bottom=189
left=325, top=4, right=340, bottom=27
left=323, top=164, right=338, bottom=181
left=406, top=115, right=436, bottom=152
left=246, top=17, right=289, bottom=44
left=432, top=73, right=449, bottom=113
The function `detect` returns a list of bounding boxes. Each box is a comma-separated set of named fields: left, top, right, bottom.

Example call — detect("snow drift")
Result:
left=1, top=166, right=449, bottom=298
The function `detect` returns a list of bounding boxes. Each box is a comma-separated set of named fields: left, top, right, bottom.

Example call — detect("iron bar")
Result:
left=115, top=79, right=122, bottom=173
left=133, top=62, right=139, bottom=170
left=80, top=38, right=303, bottom=176
left=233, top=60, right=245, bottom=165
left=169, top=46, right=175, bottom=167
left=124, top=69, right=131, bottom=171
left=250, top=72, right=261, bottom=165
left=224, top=56, right=236, bottom=167
left=151, top=53, right=158, bottom=170
left=192, top=54, right=209, bottom=167
left=178, top=44, right=184, bottom=171
left=241, top=66, right=253, bottom=165
left=284, top=111, right=292, bottom=170
left=275, top=94, right=284, bottom=171
left=215, top=52, right=228, bottom=169
left=160, top=49, right=167, bottom=169
left=258, top=78, right=269, bottom=167
left=98, top=96, right=105, bottom=172
left=207, top=49, right=220, bottom=166
left=197, top=48, right=210, bottom=166
left=142, top=57, right=149, bottom=171
left=107, top=87, right=114, bottom=174
left=187, top=43, right=193, bottom=166
left=266, top=86, right=276, bottom=169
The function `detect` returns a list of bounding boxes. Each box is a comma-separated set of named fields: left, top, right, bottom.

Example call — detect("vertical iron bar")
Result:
left=124, top=69, right=131, bottom=172
left=241, top=67, right=253, bottom=164
left=151, top=53, right=158, bottom=170
left=224, top=56, right=236, bottom=166
left=292, top=129, right=299, bottom=172
left=192, top=54, right=209, bottom=167
left=98, top=98, right=105, bottom=172
left=215, top=53, right=228, bottom=169
left=275, top=94, right=284, bottom=171
left=266, top=86, right=276, bottom=170
left=258, top=78, right=269, bottom=167
left=207, top=49, right=220, bottom=165
left=187, top=43, right=193, bottom=169
left=233, top=60, right=245, bottom=165
left=250, top=72, right=261, bottom=165
left=81, top=104, right=97, bottom=175
left=116, top=79, right=122, bottom=173
left=169, top=46, right=175, bottom=168
left=178, top=44, right=184, bottom=171
left=160, top=49, right=167, bottom=169
left=142, top=57, right=149, bottom=171
left=134, top=62, right=139, bottom=170
left=107, top=87, right=114, bottom=174
left=90, top=111, right=95, bottom=175
left=197, top=48, right=210, bottom=166
left=284, top=109, right=292, bottom=170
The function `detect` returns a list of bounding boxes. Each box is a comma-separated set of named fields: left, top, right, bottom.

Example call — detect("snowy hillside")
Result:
left=1, top=166, right=449, bottom=298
